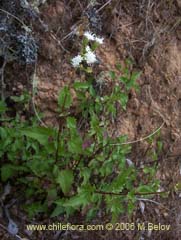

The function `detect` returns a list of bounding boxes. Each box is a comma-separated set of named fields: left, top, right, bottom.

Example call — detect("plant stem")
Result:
left=0, top=60, right=6, bottom=100
left=95, top=190, right=168, bottom=196
left=55, top=91, right=68, bottom=163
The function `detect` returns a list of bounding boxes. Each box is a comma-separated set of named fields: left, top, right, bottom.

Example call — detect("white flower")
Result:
left=94, top=36, right=104, bottom=44
left=84, top=31, right=95, bottom=41
left=85, top=46, right=91, bottom=52
left=84, top=51, right=97, bottom=64
left=71, top=55, right=83, bottom=67
left=84, top=47, right=97, bottom=64
left=84, top=31, right=104, bottom=44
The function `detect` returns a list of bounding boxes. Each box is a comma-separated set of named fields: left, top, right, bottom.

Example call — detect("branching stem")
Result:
left=95, top=189, right=168, bottom=197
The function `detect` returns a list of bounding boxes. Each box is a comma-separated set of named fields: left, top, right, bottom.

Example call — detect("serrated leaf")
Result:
left=20, top=127, right=55, bottom=145
left=58, top=86, right=72, bottom=110
left=63, top=193, right=87, bottom=208
left=56, top=170, right=74, bottom=195
left=60, top=186, right=93, bottom=208
left=51, top=205, right=65, bottom=218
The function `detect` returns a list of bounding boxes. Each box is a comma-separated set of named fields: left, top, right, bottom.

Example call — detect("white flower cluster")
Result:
left=71, top=47, right=97, bottom=67
left=84, top=31, right=104, bottom=44
left=71, top=55, right=83, bottom=68
left=71, top=31, right=104, bottom=68
left=84, top=46, right=97, bottom=64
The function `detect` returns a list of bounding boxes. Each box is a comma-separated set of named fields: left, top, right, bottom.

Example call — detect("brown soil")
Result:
left=0, top=0, right=180, bottom=239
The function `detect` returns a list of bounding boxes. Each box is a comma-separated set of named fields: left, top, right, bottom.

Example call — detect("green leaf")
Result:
left=119, top=76, right=128, bottom=84
left=74, top=82, right=90, bottom=90
left=108, top=168, right=133, bottom=192
left=143, top=166, right=156, bottom=176
left=106, top=196, right=124, bottom=222
left=47, top=188, right=57, bottom=202
left=60, top=186, right=93, bottom=208
left=125, top=58, right=133, bottom=66
left=68, top=135, right=82, bottom=154
left=136, top=185, right=153, bottom=193
left=157, top=141, right=163, bottom=152
left=56, top=170, right=74, bottom=195
left=107, top=103, right=116, bottom=117
left=0, top=101, right=7, bottom=114
left=86, top=208, right=98, bottom=221
left=1, top=164, right=15, bottom=181
left=51, top=205, right=65, bottom=218
left=127, top=200, right=135, bottom=215
left=58, top=86, right=72, bottom=110
left=27, top=157, right=52, bottom=176
left=53, top=165, right=59, bottom=178
left=119, top=92, right=128, bottom=110
left=130, top=71, right=141, bottom=82
left=109, top=71, right=116, bottom=80
left=10, top=92, right=30, bottom=104
left=89, top=85, right=96, bottom=97
left=1, top=164, right=27, bottom=182
left=24, top=202, right=47, bottom=218
left=63, top=193, right=87, bottom=208
left=126, top=71, right=141, bottom=90
left=115, top=63, right=122, bottom=71
left=20, top=127, right=55, bottom=145
left=81, top=168, right=91, bottom=185
left=0, top=127, right=7, bottom=139
left=67, top=117, right=77, bottom=129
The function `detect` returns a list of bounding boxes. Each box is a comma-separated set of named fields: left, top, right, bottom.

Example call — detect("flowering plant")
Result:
left=71, top=31, right=104, bottom=69
left=0, top=25, right=161, bottom=222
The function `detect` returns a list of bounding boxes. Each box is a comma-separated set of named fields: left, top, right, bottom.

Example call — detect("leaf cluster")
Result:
left=0, top=65, right=160, bottom=221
